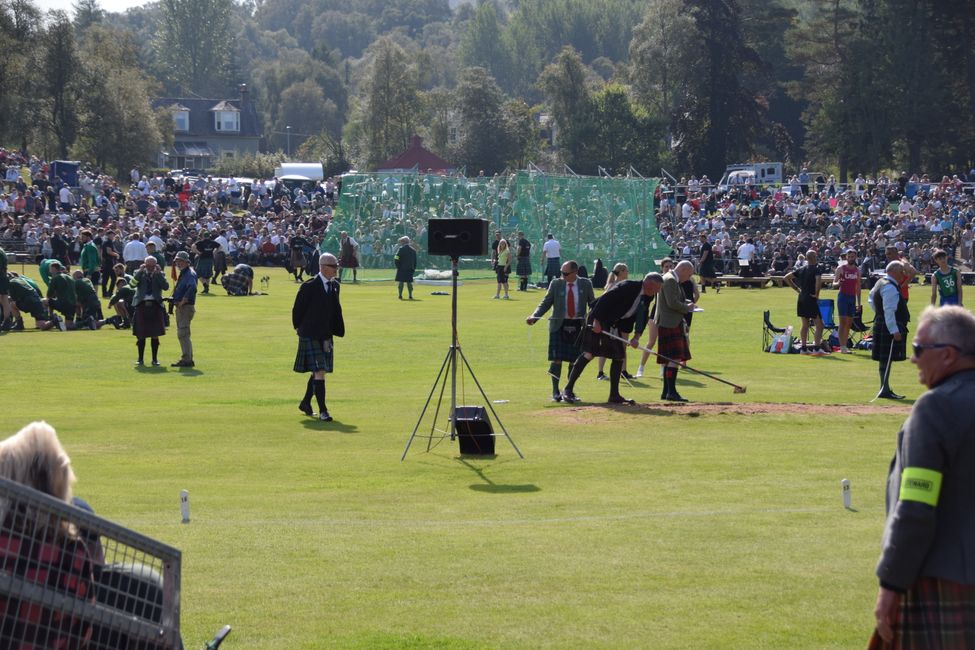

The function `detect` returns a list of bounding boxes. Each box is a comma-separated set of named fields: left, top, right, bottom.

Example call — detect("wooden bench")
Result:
left=719, top=275, right=772, bottom=288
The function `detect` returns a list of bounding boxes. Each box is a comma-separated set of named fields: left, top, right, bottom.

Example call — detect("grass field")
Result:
left=0, top=267, right=927, bottom=648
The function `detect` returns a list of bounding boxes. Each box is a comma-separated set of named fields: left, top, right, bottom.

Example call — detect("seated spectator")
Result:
left=0, top=421, right=96, bottom=648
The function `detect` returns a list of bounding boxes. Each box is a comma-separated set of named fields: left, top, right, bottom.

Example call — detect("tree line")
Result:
left=1, top=0, right=973, bottom=181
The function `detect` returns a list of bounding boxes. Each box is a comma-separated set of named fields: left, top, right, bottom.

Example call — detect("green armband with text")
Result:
left=899, top=467, right=942, bottom=507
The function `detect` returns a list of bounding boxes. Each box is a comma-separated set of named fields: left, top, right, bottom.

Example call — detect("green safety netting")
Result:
left=333, top=171, right=667, bottom=275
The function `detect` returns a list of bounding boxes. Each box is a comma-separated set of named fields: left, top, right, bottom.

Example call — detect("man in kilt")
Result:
left=560, top=271, right=663, bottom=405
left=292, top=253, right=345, bottom=422
left=526, top=260, right=595, bottom=402
left=220, top=263, right=254, bottom=296
left=869, top=261, right=910, bottom=399
left=131, top=255, right=169, bottom=366
left=655, top=261, right=697, bottom=402
left=515, top=232, right=532, bottom=292
left=870, top=305, right=975, bottom=648
left=394, top=236, right=417, bottom=300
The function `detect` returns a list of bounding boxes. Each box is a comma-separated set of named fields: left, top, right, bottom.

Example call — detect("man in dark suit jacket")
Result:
left=562, top=272, right=663, bottom=404
left=527, top=260, right=596, bottom=402
left=292, top=252, right=345, bottom=421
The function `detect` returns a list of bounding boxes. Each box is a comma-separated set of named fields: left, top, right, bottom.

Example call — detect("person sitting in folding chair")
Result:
left=784, top=249, right=828, bottom=355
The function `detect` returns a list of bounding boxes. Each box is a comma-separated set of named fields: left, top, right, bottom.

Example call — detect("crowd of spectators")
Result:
left=655, top=171, right=975, bottom=279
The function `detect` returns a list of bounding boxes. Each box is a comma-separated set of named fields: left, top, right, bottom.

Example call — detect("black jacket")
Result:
left=292, top=276, right=345, bottom=339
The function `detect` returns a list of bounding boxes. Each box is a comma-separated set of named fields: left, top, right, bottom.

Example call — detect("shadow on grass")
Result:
left=173, top=368, right=204, bottom=377
left=134, top=365, right=167, bottom=373
left=300, top=419, right=359, bottom=433
left=457, top=457, right=540, bottom=494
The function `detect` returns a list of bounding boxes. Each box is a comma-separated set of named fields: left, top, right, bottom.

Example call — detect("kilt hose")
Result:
left=867, top=577, right=975, bottom=650
left=294, top=336, right=334, bottom=373
left=872, top=323, right=908, bottom=362
left=548, top=319, right=584, bottom=362
left=580, top=327, right=625, bottom=360
left=656, top=324, right=690, bottom=365
left=132, top=301, right=166, bottom=338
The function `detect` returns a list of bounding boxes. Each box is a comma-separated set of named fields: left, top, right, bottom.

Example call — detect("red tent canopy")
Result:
left=376, top=135, right=452, bottom=173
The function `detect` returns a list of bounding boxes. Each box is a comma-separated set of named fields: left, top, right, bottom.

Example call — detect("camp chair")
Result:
left=850, top=307, right=874, bottom=351
left=762, top=310, right=787, bottom=351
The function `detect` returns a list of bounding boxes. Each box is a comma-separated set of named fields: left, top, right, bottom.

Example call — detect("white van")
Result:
left=718, top=162, right=783, bottom=191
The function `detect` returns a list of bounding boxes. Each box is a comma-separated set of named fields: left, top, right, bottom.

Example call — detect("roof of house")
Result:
left=376, top=135, right=452, bottom=173
left=153, top=96, right=261, bottom=139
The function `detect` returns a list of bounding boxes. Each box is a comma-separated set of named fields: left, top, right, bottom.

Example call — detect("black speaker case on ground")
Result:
left=453, top=405, right=495, bottom=455
left=427, top=218, right=489, bottom=257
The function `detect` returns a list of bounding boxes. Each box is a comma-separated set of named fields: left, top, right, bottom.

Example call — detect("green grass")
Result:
left=0, top=268, right=925, bottom=648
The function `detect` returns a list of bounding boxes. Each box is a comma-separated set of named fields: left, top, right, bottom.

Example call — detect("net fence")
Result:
left=333, top=171, right=667, bottom=275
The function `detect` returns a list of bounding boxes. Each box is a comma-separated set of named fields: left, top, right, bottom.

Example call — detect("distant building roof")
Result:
left=376, top=135, right=452, bottom=173
left=152, top=94, right=260, bottom=139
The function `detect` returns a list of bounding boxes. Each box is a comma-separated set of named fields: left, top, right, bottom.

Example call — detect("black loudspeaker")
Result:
left=453, top=405, right=495, bottom=455
left=427, top=218, right=489, bottom=257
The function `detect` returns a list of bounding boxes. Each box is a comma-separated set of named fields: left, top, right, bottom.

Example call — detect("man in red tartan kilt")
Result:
left=654, top=261, right=696, bottom=402
left=870, top=305, right=975, bottom=648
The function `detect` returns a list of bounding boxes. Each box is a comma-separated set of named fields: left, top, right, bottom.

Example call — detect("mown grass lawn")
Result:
left=0, top=266, right=926, bottom=648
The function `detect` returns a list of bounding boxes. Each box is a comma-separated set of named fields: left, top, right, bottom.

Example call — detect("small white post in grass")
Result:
left=841, top=479, right=851, bottom=510
left=180, top=489, right=190, bottom=523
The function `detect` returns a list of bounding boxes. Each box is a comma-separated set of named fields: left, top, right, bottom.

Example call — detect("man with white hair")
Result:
left=655, top=261, right=697, bottom=402
left=292, top=253, right=345, bottom=421
left=871, top=306, right=975, bottom=646
left=131, top=255, right=169, bottom=366
left=869, top=261, right=910, bottom=399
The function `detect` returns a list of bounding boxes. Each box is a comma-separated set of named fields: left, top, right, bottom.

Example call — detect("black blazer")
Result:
left=292, top=276, right=345, bottom=339
left=589, top=279, right=649, bottom=334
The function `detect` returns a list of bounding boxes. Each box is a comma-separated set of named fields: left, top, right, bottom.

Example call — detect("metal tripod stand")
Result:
left=401, top=256, right=524, bottom=460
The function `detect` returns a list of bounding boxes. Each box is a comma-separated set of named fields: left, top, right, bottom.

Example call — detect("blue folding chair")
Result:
left=818, top=298, right=839, bottom=345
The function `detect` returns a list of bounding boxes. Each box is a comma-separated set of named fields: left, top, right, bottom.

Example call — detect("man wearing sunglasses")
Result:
left=872, top=305, right=975, bottom=647
left=292, top=252, right=345, bottom=421
left=868, top=261, right=909, bottom=399
left=526, top=261, right=595, bottom=402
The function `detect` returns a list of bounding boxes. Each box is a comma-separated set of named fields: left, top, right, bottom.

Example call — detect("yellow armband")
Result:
left=899, top=467, right=942, bottom=507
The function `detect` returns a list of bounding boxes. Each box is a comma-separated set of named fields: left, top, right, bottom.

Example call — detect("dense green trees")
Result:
left=3, top=0, right=975, bottom=179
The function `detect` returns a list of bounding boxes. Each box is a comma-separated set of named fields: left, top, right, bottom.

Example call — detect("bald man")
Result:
left=784, top=250, right=827, bottom=355
left=292, top=252, right=345, bottom=421
left=655, top=261, right=697, bottom=402
left=868, top=261, right=909, bottom=399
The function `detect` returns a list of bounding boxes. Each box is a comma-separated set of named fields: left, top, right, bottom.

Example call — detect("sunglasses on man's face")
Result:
left=322, top=263, right=338, bottom=268
left=561, top=270, right=577, bottom=276
left=911, top=342, right=958, bottom=357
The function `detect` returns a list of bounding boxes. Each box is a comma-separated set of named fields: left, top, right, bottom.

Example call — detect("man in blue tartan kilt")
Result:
left=869, top=261, right=910, bottom=399
left=292, top=253, right=345, bottom=421
left=870, top=306, right=975, bottom=649
left=526, top=261, right=595, bottom=402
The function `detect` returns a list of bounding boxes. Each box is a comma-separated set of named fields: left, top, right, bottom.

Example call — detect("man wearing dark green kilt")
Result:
left=526, top=260, right=595, bottom=402
left=869, top=261, right=910, bottom=399
left=292, top=252, right=345, bottom=422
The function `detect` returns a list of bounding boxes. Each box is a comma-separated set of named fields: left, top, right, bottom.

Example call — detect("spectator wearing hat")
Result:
left=171, top=251, right=197, bottom=368
left=394, top=236, right=417, bottom=300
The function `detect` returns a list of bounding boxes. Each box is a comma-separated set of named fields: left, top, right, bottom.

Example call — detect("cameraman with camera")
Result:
left=131, top=255, right=169, bottom=367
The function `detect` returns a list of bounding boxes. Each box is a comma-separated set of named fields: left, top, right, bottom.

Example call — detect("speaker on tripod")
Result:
left=401, top=218, right=522, bottom=460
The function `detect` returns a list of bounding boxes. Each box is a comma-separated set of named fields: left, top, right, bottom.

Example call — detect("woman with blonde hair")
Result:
left=0, top=421, right=95, bottom=647
left=494, top=238, right=512, bottom=299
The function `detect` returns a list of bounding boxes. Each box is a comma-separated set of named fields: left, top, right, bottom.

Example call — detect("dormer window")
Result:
left=173, top=110, right=189, bottom=132
left=215, top=110, right=239, bottom=132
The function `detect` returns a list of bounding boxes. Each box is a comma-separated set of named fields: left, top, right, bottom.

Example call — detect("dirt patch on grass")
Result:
left=543, top=401, right=912, bottom=421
